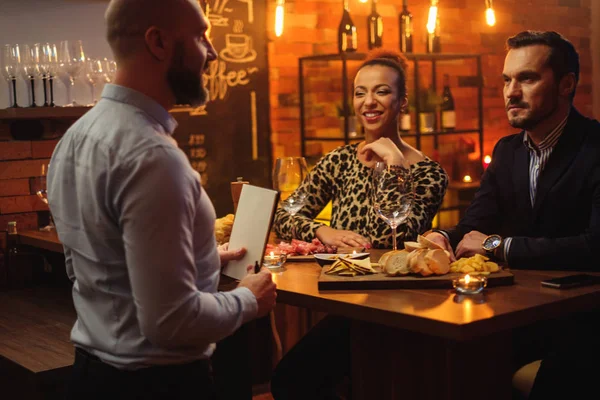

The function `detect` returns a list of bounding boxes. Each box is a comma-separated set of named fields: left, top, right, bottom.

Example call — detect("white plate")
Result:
left=313, top=253, right=370, bottom=261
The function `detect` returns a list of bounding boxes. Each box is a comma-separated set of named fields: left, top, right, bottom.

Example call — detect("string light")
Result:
left=275, top=0, right=285, bottom=37
left=427, top=0, right=439, bottom=34
left=359, top=0, right=368, bottom=3
left=485, top=0, right=496, bottom=26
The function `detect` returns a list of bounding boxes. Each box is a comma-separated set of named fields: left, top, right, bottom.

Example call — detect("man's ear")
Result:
left=559, top=72, right=576, bottom=98
left=144, top=26, right=169, bottom=62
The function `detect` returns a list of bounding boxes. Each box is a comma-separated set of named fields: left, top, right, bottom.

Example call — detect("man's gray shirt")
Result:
left=48, top=84, right=257, bottom=369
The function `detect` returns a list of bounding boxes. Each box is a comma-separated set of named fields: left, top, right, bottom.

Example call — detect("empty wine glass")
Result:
left=372, top=161, right=414, bottom=250
left=102, top=58, right=117, bottom=83
left=21, top=44, right=40, bottom=107
left=85, top=58, right=103, bottom=105
left=34, top=43, right=50, bottom=107
left=273, top=157, right=309, bottom=239
left=2, top=44, right=21, bottom=108
left=42, top=43, right=58, bottom=107
left=58, top=40, right=85, bottom=106
left=32, top=162, right=55, bottom=231
left=1, top=54, right=13, bottom=107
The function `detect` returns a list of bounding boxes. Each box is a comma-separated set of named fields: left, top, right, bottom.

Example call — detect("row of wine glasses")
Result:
left=1, top=41, right=117, bottom=108
left=272, top=157, right=414, bottom=251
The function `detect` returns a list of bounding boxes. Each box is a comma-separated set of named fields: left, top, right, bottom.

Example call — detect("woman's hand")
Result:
left=316, top=226, right=371, bottom=249
left=359, top=138, right=406, bottom=167
left=218, top=242, right=246, bottom=268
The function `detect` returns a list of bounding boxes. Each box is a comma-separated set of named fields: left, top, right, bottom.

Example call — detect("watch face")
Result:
left=484, top=235, right=501, bottom=251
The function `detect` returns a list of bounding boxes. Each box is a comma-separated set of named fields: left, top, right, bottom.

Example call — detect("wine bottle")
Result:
left=399, top=107, right=411, bottom=133
left=441, top=74, right=456, bottom=131
left=367, top=0, right=383, bottom=50
left=338, top=0, right=357, bottom=53
left=399, top=0, right=413, bottom=53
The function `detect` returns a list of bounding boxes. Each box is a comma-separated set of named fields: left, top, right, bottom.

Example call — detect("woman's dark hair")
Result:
left=506, top=30, right=579, bottom=99
left=357, top=49, right=408, bottom=100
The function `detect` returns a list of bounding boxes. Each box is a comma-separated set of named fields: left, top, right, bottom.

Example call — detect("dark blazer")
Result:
left=447, top=109, right=600, bottom=270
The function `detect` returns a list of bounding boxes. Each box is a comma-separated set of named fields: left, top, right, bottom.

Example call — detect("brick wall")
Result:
left=266, top=0, right=593, bottom=159
left=0, top=119, right=72, bottom=233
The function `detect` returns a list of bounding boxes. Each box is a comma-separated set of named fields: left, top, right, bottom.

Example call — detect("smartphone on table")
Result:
left=541, top=274, right=599, bottom=289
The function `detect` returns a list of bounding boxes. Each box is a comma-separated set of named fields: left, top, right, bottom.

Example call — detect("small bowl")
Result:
left=313, top=253, right=370, bottom=267
left=452, top=274, right=488, bottom=295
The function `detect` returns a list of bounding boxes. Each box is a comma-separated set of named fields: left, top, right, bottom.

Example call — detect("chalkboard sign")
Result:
left=171, top=0, right=272, bottom=218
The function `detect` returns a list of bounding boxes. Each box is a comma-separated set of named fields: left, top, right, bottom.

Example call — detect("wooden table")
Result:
left=272, top=252, right=600, bottom=400
left=19, top=230, right=64, bottom=254
left=16, top=231, right=600, bottom=399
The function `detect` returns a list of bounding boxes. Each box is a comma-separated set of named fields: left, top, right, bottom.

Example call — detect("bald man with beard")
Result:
left=47, top=1, right=277, bottom=399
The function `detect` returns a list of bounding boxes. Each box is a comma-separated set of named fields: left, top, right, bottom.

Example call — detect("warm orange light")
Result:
left=269, top=251, right=275, bottom=257
left=275, top=0, right=285, bottom=37
left=484, top=155, right=492, bottom=165
left=426, top=1, right=439, bottom=34
left=485, top=0, right=496, bottom=26
left=464, top=274, right=471, bottom=284
left=463, top=175, right=472, bottom=183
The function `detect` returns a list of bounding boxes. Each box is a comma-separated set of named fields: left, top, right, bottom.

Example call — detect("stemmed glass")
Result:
left=58, top=40, right=85, bottom=106
left=372, top=161, right=414, bottom=250
left=102, top=58, right=117, bottom=84
left=85, top=58, right=103, bottom=105
left=32, top=162, right=55, bottom=231
left=272, top=157, right=309, bottom=239
left=21, top=44, right=40, bottom=107
left=1, top=55, right=13, bottom=107
left=42, top=43, right=58, bottom=107
left=2, top=44, right=21, bottom=108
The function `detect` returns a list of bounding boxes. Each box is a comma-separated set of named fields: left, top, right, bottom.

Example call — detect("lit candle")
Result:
left=263, top=251, right=286, bottom=270
left=483, top=155, right=492, bottom=170
left=453, top=273, right=487, bottom=294
left=463, top=175, right=472, bottom=183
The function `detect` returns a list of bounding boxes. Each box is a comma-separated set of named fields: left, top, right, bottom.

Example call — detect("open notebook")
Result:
left=222, top=184, right=279, bottom=280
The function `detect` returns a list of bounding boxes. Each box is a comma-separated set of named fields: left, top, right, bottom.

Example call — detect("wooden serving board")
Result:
left=318, top=269, right=514, bottom=291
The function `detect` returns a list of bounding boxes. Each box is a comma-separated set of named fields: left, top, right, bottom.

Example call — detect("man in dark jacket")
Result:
left=427, top=30, right=599, bottom=400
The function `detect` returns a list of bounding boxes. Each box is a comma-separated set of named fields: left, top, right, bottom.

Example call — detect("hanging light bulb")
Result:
left=275, top=0, right=285, bottom=37
left=426, top=0, right=439, bottom=34
left=359, top=0, right=368, bottom=3
left=485, top=0, right=496, bottom=26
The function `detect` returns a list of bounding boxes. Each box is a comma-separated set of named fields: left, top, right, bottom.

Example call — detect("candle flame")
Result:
left=270, top=251, right=274, bottom=257
left=464, top=274, right=471, bottom=284
left=484, top=155, right=492, bottom=164
left=463, top=175, right=472, bottom=183
left=352, top=250, right=357, bottom=254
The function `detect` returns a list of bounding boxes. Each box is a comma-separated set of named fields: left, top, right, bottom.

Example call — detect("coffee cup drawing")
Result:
left=220, top=33, right=257, bottom=63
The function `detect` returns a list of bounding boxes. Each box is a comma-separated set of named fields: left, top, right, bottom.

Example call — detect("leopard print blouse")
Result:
left=273, top=143, right=449, bottom=249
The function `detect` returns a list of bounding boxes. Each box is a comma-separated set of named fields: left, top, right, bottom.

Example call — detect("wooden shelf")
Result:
left=0, top=106, right=91, bottom=120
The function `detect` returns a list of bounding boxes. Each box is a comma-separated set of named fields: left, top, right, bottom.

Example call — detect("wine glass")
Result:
left=41, top=43, right=58, bottom=107
left=85, top=58, right=103, bottom=105
left=33, top=162, right=55, bottom=231
left=2, top=44, right=21, bottom=108
left=372, top=161, right=413, bottom=250
left=102, top=58, right=117, bottom=83
left=58, top=40, right=85, bottom=106
left=21, top=44, right=40, bottom=107
left=272, top=157, right=309, bottom=239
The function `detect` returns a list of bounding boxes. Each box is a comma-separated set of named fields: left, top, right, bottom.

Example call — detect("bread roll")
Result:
left=425, top=249, right=450, bottom=275
left=378, top=250, right=402, bottom=267
left=417, top=234, right=444, bottom=250
left=383, top=250, right=410, bottom=276
left=403, top=241, right=424, bottom=252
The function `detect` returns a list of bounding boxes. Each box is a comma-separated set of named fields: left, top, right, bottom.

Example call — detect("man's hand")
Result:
left=424, top=232, right=456, bottom=261
left=455, top=231, right=487, bottom=259
left=238, top=267, right=277, bottom=318
left=218, top=243, right=246, bottom=268
left=316, top=226, right=372, bottom=249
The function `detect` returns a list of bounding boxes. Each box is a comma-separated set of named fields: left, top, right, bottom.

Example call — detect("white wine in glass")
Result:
left=372, top=161, right=413, bottom=250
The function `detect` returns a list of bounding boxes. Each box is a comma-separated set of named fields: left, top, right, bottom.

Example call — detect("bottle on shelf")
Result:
left=6, top=221, right=19, bottom=287
left=367, top=0, right=383, bottom=50
left=338, top=0, right=357, bottom=53
left=398, top=0, right=413, bottom=53
left=440, top=74, right=456, bottom=131
left=399, top=106, right=411, bottom=134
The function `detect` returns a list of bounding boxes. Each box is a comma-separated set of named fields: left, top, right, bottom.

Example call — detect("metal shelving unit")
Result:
left=298, top=52, right=484, bottom=169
